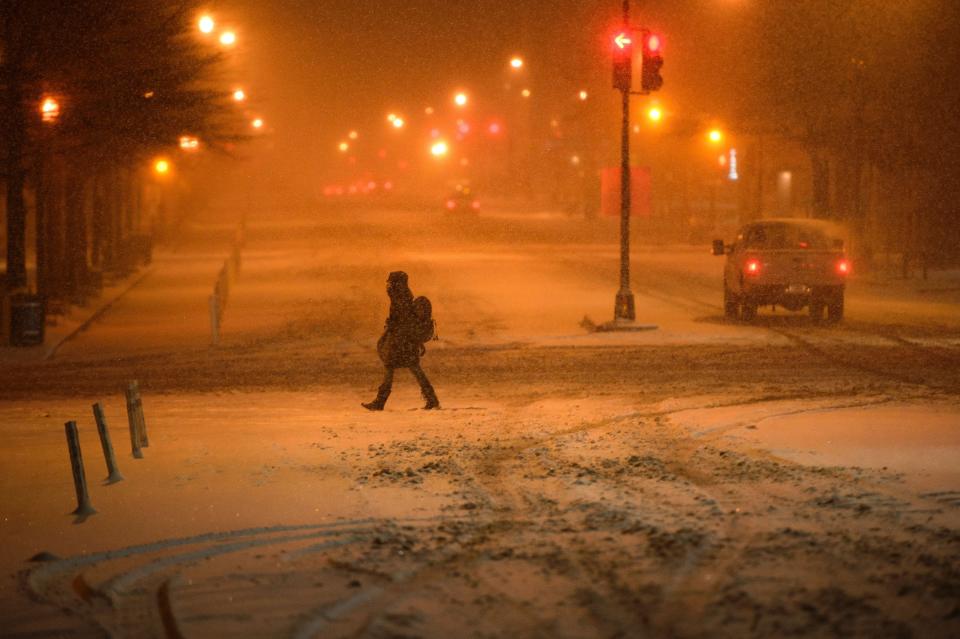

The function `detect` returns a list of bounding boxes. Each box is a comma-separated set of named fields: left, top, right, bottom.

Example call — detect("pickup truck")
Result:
left=713, top=219, right=850, bottom=323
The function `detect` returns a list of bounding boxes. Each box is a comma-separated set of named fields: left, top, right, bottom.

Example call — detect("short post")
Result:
left=131, top=381, right=149, bottom=448
left=220, top=266, right=229, bottom=304
left=64, top=421, right=97, bottom=521
left=92, top=402, right=124, bottom=483
left=126, top=385, right=143, bottom=459
left=209, top=293, right=220, bottom=345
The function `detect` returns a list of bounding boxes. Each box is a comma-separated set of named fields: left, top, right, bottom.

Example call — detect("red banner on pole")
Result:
left=600, top=167, right=651, bottom=217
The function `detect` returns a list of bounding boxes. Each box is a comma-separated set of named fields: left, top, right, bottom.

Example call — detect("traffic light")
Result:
left=641, top=31, right=664, bottom=93
left=612, top=30, right=633, bottom=91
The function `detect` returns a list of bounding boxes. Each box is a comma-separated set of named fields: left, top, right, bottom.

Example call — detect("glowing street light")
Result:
left=232, top=88, right=246, bottom=102
left=521, top=88, right=531, bottom=98
left=179, top=135, right=200, bottom=151
left=338, top=141, right=349, bottom=152
left=251, top=117, right=264, bottom=129
left=219, top=31, right=236, bottom=46
left=647, top=107, right=663, bottom=123
left=509, top=56, right=524, bottom=70
left=348, top=130, right=358, bottom=140
left=40, top=96, right=60, bottom=123
left=153, top=158, right=171, bottom=175
left=453, top=92, right=468, bottom=107
left=430, top=140, right=449, bottom=157
left=578, top=90, right=588, bottom=101
left=198, top=15, right=215, bottom=34
left=392, top=117, right=405, bottom=129
left=708, top=128, right=724, bottom=144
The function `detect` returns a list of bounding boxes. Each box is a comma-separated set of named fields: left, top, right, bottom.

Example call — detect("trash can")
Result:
left=10, top=294, right=45, bottom=346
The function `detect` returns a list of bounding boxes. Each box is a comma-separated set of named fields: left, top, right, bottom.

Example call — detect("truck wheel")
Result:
left=741, top=299, right=758, bottom=322
left=826, top=291, right=844, bottom=323
left=809, top=296, right=825, bottom=324
left=723, top=287, right=739, bottom=320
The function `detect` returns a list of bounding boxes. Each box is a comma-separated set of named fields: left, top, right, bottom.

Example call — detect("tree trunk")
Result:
left=64, top=169, right=87, bottom=301
left=35, top=157, right=49, bottom=297
left=810, top=148, right=830, bottom=220
left=3, top=90, right=28, bottom=290
left=90, top=172, right=104, bottom=269
left=46, top=163, right=67, bottom=301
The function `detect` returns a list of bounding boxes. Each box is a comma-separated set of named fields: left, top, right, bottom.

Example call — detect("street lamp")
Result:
left=219, top=31, right=237, bottom=46
left=348, top=130, right=358, bottom=140
left=153, top=158, right=171, bottom=175
left=578, top=90, right=589, bottom=101
left=232, top=88, right=246, bottom=102
left=338, top=141, right=349, bottom=152
left=453, top=92, right=468, bottom=107
left=198, top=15, right=214, bottom=34
left=708, top=128, right=724, bottom=144
left=521, top=88, right=531, bottom=98
left=509, top=56, right=524, bottom=70
left=392, top=117, right=405, bottom=129
left=179, top=135, right=200, bottom=151
left=251, top=117, right=264, bottom=129
left=40, top=96, right=60, bottom=123
left=647, top=106, right=663, bottom=123
left=430, top=140, right=449, bottom=157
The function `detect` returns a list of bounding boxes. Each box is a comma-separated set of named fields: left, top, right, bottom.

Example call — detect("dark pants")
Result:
left=375, top=363, right=438, bottom=406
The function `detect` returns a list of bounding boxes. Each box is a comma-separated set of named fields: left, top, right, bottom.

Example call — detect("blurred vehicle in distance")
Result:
left=444, top=185, right=480, bottom=213
left=713, top=219, right=849, bottom=323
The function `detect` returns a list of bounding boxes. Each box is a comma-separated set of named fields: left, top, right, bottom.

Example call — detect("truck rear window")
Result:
left=744, top=224, right=831, bottom=250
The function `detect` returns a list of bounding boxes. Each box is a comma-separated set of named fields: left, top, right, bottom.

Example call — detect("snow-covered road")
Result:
left=2, top=206, right=958, bottom=637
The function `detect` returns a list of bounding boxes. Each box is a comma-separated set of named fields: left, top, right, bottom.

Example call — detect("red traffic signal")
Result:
left=644, top=33, right=661, bottom=54
left=641, top=31, right=664, bottom=93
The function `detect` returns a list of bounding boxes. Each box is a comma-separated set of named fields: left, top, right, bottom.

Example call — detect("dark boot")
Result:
left=422, top=383, right=440, bottom=409
left=363, top=369, right=393, bottom=411
left=412, top=365, right=440, bottom=409
left=362, top=399, right=385, bottom=411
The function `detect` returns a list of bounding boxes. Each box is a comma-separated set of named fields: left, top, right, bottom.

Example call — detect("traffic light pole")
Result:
left=614, top=0, right=636, bottom=321
left=615, top=84, right=635, bottom=320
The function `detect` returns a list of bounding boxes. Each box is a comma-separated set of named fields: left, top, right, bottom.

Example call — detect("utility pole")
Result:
left=614, top=0, right=636, bottom=321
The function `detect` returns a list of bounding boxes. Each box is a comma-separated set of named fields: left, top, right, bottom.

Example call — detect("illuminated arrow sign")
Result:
left=614, top=32, right=633, bottom=49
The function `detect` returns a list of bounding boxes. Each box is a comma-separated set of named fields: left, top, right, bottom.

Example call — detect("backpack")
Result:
left=412, top=296, right=437, bottom=344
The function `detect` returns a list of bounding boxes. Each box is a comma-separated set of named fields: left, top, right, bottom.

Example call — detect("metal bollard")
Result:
left=132, top=381, right=149, bottom=448
left=209, top=293, right=220, bottom=345
left=92, top=403, right=124, bottom=483
left=64, top=421, right=97, bottom=521
left=126, top=385, right=143, bottom=459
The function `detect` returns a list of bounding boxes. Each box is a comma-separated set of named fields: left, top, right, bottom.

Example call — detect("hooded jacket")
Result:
left=376, top=271, right=421, bottom=368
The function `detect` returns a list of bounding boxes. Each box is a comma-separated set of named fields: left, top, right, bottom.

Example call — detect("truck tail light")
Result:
left=836, top=259, right=850, bottom=275
left=744, top=259, right=762, bottom=276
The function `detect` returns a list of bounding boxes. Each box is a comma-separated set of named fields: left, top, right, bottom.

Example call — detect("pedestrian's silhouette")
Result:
left=363, top=271, right=440, bottom=410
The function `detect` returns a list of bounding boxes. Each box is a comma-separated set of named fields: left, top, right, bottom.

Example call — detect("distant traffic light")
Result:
left=612, top=29, right=633, bottom=92
left=641, top=31, right=664, bottom=93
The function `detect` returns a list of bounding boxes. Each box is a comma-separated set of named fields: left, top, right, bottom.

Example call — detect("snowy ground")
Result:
left=1, top=206, right=959, bottom=638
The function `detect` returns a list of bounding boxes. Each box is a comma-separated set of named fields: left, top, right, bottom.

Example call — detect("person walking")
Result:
left=363, top=271, right=440, bottom=410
